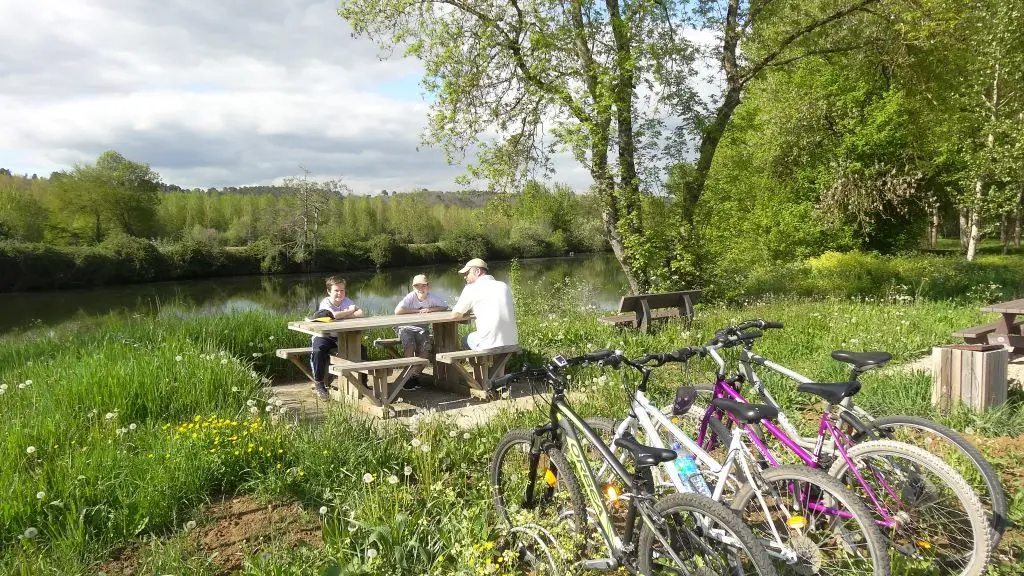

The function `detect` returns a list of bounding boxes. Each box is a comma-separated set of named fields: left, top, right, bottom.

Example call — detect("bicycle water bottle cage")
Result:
left=671, top=386, right=698, bottom=415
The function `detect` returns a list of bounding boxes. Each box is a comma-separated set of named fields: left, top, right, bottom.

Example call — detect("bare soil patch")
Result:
left=99, top=495, right=322, bottom=575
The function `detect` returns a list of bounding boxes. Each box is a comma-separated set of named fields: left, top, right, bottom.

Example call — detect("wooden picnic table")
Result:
left=287, top=310, right=470, bottom=386
left=979, top=298, right=1024, bottom=352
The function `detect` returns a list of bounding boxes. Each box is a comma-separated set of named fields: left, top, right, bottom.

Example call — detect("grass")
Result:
left=1, top=273, right=1023, bottom=574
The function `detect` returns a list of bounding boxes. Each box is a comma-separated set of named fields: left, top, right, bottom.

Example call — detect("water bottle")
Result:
left=671, top=442, right=712, bottom=497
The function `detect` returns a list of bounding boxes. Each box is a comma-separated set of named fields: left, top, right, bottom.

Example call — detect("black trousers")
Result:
left=310, top=337, right=367, bottom=385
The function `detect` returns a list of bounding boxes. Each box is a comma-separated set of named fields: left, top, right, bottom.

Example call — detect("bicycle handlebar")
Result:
left=490, top=348, right=628, bottom=388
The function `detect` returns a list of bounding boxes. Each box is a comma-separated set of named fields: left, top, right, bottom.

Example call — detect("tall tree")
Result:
left=339, top=0, right=886, bottom=291
left=48, top=151, right=162, bottom=244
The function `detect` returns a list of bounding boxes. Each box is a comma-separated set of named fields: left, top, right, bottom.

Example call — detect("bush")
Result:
left=364, top=233, right=397, bottom=269
left=0, top=241, right=78, bottom=291
left=99, top=235, right=166, bottom=283
left=161, top=239, right=227, bottom=279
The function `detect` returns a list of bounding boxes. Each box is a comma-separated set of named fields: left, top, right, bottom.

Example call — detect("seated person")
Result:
left=451, top=258, right=518, bottom=350
left=394, top=274, right=448, bottom=359
left=309, top=275, right=365, bottom=399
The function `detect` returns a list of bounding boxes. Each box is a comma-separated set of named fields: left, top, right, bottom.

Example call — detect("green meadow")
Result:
left=2, top=272, right=1023, bottom=574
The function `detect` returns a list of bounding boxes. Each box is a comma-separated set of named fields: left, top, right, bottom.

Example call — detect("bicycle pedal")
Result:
left=581, top=558, right=618, bottom=570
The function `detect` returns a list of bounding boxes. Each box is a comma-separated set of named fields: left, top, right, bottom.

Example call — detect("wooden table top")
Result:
left=288, top=311, right=471, bottom=336
left=981, top=298, right=1024, bottom=314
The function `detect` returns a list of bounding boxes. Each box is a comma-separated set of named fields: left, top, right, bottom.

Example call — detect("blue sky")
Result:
left=0, top=0, right=593, bottom=192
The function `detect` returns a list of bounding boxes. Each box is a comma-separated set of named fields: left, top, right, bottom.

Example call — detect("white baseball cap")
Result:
left=412, top=274, right=429, bottom=287
left=458, top=258, right=488, bottom=274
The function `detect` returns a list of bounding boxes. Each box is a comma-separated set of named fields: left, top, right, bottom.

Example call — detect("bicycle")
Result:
left=594, top=348, right=890, bottom=575
left=488, top=349, right=777, bottom=575
left=678, top=319, right=1007, bottom=551
left=670, top=330, right=991, bottom=575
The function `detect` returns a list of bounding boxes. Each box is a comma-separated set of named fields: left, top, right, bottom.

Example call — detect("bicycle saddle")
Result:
left=710, top=398, right=778, bottom=424
left=797, top=381, right=862, bottom=404
left=613, top=433, right=678, bottom=467
left=830, top=350, right=892, bottom=370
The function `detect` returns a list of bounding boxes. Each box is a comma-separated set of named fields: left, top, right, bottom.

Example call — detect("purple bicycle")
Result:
left=668, top=330, right=991, bottom=576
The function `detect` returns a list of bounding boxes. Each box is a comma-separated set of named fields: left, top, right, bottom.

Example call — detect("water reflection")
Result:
left=0, top=254, right=628, bottom=334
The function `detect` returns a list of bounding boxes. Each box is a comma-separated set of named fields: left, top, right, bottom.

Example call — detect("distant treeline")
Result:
left=0, top=154, right=607, bottom=292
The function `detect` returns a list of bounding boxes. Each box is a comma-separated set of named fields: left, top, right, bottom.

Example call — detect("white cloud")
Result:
left=0, top=0, right=590, bottom=192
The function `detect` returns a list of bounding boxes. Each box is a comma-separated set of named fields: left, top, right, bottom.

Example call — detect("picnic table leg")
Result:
left=996, top=313, right=1016, bottom=335
left=432, top=322, right=459, bottom=389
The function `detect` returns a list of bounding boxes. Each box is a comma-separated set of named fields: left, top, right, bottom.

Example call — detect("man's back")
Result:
left=455, top=275, right=518, bottom=349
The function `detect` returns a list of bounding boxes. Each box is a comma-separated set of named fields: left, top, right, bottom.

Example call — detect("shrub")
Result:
left=161, top=239, right=227, bottom=279
left=439, top=227, right=492, bottom=262
left=364, top=233, right=397, bottom=269
left=99, top=235, right=166, bottom=283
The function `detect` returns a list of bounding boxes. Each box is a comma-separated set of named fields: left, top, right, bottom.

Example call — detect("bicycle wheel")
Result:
left=638, top=492, right=777, bottom=576
left=731, top=464, right=890, bottom=575
left=490, top=430, right=587, bottom=540
left=858, top=414, right=1007, bottom=550
left=828, top=439, right=990, bottom=576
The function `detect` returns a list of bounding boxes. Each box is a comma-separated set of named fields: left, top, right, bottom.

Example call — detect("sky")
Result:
left=0, top=0, right=594, bottom=193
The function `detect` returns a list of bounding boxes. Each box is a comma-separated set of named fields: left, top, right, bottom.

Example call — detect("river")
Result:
left=0, top=254, right=628, bottom=334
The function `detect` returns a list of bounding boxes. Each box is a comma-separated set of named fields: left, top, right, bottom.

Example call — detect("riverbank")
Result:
left=3, top=285, right=1023, bottom=573
left=0, top=237, right=606, bottom=293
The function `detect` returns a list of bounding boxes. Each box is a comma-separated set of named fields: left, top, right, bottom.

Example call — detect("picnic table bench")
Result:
left=434, top=344, right=522, bottom=399
left=329, top=357, right=429, bottom=417
left=597, top=290, right=701, bottom=333
left=954, top=297, right=1024, bottom=352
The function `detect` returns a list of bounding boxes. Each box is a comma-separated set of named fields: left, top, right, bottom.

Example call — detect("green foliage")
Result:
left=365, top=233, right=397, bottom=270
left=99, top=235, right=166, bottom=283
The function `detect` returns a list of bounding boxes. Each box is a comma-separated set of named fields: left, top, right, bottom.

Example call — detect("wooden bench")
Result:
left=435, top=344, right=522, bottom=399
left=372, top=338, right=403, bottom=359
left=953, top=320, right=1024, bottom=346
left=328, top=357, right=430, bottom=418
left=597, top=290, right=701, bottom=333
left=275, top=347, right=316, bottom=382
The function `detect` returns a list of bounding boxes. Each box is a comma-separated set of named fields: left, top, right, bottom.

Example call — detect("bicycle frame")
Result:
left=697, top=348, right=900, bottom=529
left=613, top=387, right=795, bottom=562
left=533, top=385, right=691, bottom=569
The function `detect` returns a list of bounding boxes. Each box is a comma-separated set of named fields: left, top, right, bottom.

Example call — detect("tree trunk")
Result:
left=966, top=182, right=983, bottom=262
left=928, top=195, right=941, bottom=248
left=1000, top=214, right=1008, bottom=254
left=959, top=209, right=970, bottom=249
left=1015, top=188, right=1022, bottom=249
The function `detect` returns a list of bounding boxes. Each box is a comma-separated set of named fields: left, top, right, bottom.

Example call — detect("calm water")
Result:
left=0, top=254, right=628, bottom=334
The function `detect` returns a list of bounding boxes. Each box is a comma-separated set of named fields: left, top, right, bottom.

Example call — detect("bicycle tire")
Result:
left=828, top=439, right=991, bottom=576
left=490, top=429, right=588, bottom=539
left=731, top=464, right=890, bottom=575
left=860, top=414, right=1007, bottom=550
left=638, top=492, right=777, bottom=576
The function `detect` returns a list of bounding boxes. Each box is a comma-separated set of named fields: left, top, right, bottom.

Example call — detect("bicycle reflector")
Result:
left=671, top=386, right=699, bottom=415
left=544, top=469, right=558, bottom=488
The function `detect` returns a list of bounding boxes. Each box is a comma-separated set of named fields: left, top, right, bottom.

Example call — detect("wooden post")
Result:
left=931, top=345, right=1008, bottom=412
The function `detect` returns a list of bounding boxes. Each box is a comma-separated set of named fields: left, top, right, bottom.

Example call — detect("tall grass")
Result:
left=1, top=280, right=1022, bottom=573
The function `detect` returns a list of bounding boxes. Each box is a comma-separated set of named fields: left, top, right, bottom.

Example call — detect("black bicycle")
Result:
left=488, top=349, right=777, bottom=575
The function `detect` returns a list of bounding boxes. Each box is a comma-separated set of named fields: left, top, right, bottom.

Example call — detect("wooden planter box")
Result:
left=931, top=344, right=1008, bottom=412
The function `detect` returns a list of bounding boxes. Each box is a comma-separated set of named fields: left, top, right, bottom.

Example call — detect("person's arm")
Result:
left=451, top=289, right=472, bottom=319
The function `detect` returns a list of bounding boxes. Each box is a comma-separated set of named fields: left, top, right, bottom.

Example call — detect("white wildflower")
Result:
left=362, top=473, right=374, bottom=484
left=268, top=336, right=275, bottom=341
left=462, top=432, right=470, bottom=440
left=274, top=399, right=284, bottom=407
left=449, top=430, right=457, bottom=438
left=366, top=548, right=378, bottom=560
left=249, top=406, right=259, bottom=415
left=420, top=444, right=430, bottom=453
left=18, top=382, right=27, bottom=389
left=248, top=341, right=254, bottom=346
left=26, top=446, right=36, bottom=455
left=252, top=353, right=262, bottom=358
left=129, top=423, right=137, bottom=431
left=221, top=359, right=228, bottom=365
left=104, top=412, right=116, bottom=420
left=175, top=355, right=183, bottom=362
left=410, top=438, right=421, bottom=448
left=36, top=491, right=45, bottom=500
left=279, top=407, right=288, bottom=414
left=265, top=405, right=273, bottom=412
left=185, top=520, right=196, bottom=531
left=24, top=527, right=38, bottom=539
left=231, top=386, right=239, bottom=392
left=319, top=506, right=328, bottom=515
left=387, top=475, right=399, bottom=485
left=404, top=465, right=413, bottom=476
left=25, top=379, right=32, bottom=385
left=246, top=399, right=256, bottom=407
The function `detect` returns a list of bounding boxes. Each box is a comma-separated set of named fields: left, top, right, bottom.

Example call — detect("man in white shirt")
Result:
left=451, top=258, right=519, bottom=350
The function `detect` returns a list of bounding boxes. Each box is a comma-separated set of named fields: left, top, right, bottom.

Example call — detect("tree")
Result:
left=339, top=0, right=886, bottom=292
left=47, top=150, right=162, bottom=244
left=280, top=170, right=350, bottom=265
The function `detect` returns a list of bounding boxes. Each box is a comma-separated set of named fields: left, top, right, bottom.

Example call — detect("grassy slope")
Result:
left=1, top=288, right=1022, bottom=574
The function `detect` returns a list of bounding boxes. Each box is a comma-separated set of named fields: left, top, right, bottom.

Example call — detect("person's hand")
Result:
left=419, top=308, right=430, bottom=314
